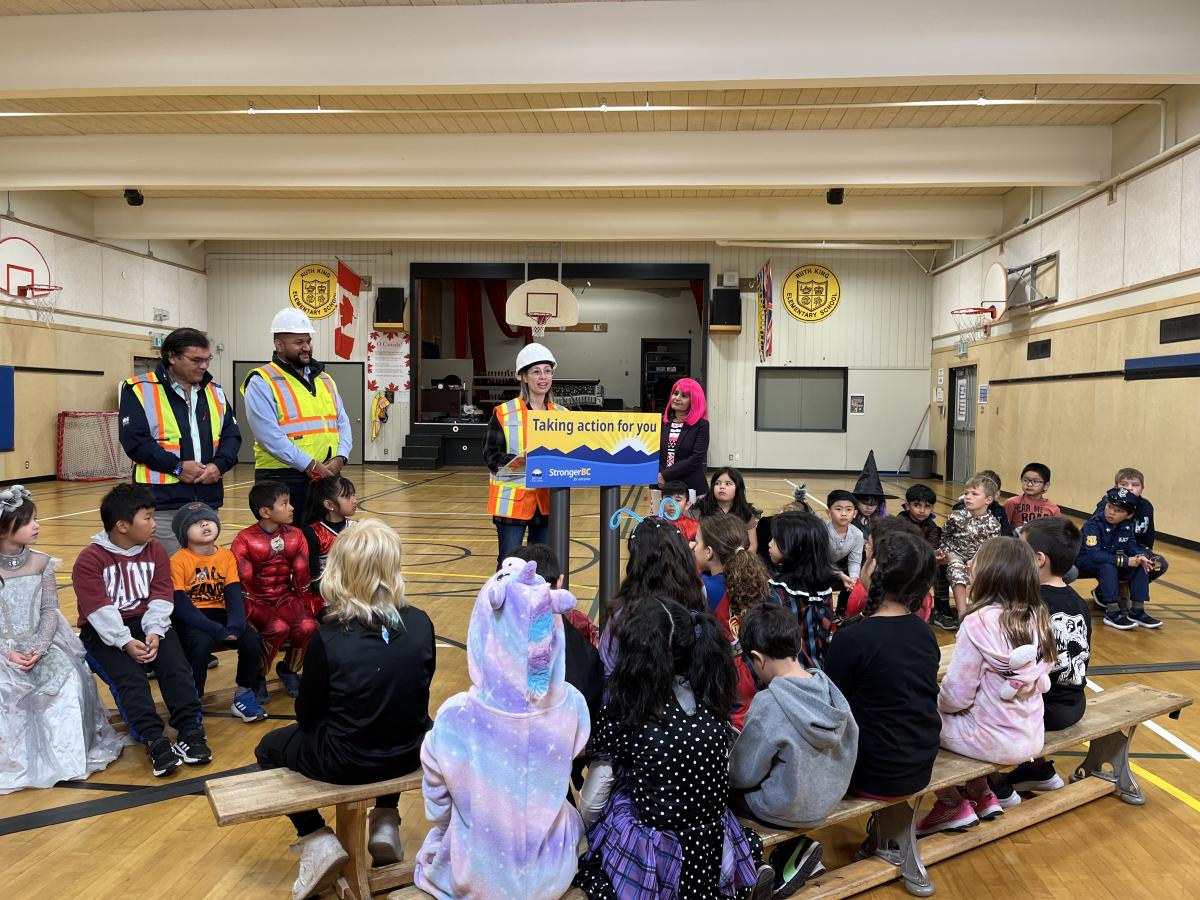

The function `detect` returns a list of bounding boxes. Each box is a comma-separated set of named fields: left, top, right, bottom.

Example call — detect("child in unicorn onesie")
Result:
left=414, top=558, right=590, bottom=900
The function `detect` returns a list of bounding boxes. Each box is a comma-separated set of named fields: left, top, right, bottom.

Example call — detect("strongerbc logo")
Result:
left=781, top=263, right=841, bottom=323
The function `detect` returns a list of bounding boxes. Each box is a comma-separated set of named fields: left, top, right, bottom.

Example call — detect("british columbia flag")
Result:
left=757, top=260, right=773, bottom=362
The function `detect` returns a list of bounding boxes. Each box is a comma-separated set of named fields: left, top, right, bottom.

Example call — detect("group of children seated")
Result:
left=0, top=456, right=1167, bottom=900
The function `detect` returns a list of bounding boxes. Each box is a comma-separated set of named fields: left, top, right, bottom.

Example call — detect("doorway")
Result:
left=946, top=365, right=977, bottom=484
left=232, top=361, right=364, bottom=467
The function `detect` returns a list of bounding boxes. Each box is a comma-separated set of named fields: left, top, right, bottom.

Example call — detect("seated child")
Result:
left=0, top=485, right=123, bottom=793
left=898, top=484, right=952, bottom=630
left=72, top=484, right=209, bottom=777
left=1003, top=463, right=1061, bottom=530
left=695, top=466, right=762, bottom=553
left=844, top=517, right=933, bottom=623
left=232, top=481, right=320, bottom=700
left=1077, top=487, right=1161, bottom=630
left=755, top=483, right=811, bottom=564
left=850, top=450, right=894, bottom=534
left=1091, top=467, right=1169, bottom=594
left=826, top=531, right=941, bottom=801
left=952, top=468, right=1013, bottom=536
left=994, top=517, right=1090, bottom=804
left=301, top=475, right=357, bottom=599
left=939, top=475, right=1001, bottom=621
left=767, top=510, right=837, bottom=669
left=256, top=520, right=435, bottom=900
left=825, top=490, right=864, bottom=595
left=731, top=604, right=858, bottom=895
left=169, top=503, right=266, bottom=723
left=694, top=513, right=773, bottom=729
left=660, top=479, right=698, bottom=544
left=599, top=516, right=706, bottom=678
left=917, top=537, right=1053, bottom=835
left=574, top=598, right=769, bottom=899
left=416, top=558, right=588, bottom=900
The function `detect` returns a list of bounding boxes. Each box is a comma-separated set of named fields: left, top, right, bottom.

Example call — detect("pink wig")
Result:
left=663, top=377, right=707, bottom=426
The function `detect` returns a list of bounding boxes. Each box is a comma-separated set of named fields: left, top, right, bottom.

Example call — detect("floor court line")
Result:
left=1086, top=680, right=1200, bottom=764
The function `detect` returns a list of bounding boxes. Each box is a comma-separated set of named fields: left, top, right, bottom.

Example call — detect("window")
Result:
left=755, top=367, right=848, bottom=432
left=1160, top=312, right=1200, bottom=345
left=1026, top=339, right=1052, bottom=361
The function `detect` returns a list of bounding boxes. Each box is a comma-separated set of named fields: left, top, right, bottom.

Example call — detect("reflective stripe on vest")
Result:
left=487, top=397, right=556, bottom=519
left=126, top=373, right=225, bottom=485
left=243, top=362, right=340, bottom=470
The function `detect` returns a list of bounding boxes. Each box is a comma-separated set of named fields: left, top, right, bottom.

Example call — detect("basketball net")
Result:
left=531, top=314, right=549, bottom=338
left=17, top=284, right=60, bottom=326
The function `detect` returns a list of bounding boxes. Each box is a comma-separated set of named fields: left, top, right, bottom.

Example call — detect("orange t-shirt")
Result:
left=171, top=546, right=241, bottom=609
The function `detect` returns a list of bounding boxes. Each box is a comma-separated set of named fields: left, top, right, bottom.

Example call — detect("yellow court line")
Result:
left=1131, top=762, right=1200, bottom=814
left=365, top=468, right=410, bottom=485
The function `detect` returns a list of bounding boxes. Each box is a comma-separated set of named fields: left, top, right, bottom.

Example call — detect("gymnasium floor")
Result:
left=1, top=465, right=1197, bottom=899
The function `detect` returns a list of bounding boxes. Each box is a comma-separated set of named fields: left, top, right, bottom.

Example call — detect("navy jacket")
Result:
left=1076, top=511, right=1146, bottom=570
left=119, top=362, right=242, bottom=510
left=1093, top=495, right=1156, bottom=550
left=658, top=418, right=710, bottom=498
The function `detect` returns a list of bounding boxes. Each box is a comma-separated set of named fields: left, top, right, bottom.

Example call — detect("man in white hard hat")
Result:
left=482, top=342, right=561, bottom=568
left=240, top=308, right=353, bottom=517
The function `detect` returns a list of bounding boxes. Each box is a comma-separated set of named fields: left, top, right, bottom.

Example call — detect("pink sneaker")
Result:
left=916, top=795, right=980, bottom=836
left=968, top=787, right=1004, bottom=820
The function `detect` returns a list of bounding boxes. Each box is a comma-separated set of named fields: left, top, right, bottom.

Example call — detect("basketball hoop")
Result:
left=18, top=284, right=62, bottom=325
left=531, top=314, right=550, bottom=338
left=951, top=306, right=997, bottom=345
left=506, top=278, right=579, bottom=337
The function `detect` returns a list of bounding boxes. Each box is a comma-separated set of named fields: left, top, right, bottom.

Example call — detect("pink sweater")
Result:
left=938, top=605, right=1051, bottom=765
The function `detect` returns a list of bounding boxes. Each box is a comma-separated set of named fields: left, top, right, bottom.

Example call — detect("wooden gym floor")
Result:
left=1, top=465, right=1197, bottom=899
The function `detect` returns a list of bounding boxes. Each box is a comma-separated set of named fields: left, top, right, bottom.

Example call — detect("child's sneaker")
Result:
left=932, top=611, right=959, bottom=632
left=916, top=795, right=979, bottom=836
left=770, top=836, right=823, bottom=898
left=991, top=778, right=1022, bottom=809
left=290, top=827, right=348, bottom=900
left=1009, top=761, right=1065, bottom=792
left=966, top=786, right=1004, bottom=820
left=750, top=862, right=776, bottom=900
left=277, top=662, right=302, bottom=698
left=1128, top=610, right=1163, bottom=629
left=1091, top=587, right=1107, bottom=611
left=207, top=654, right=219, bottom=669
left=174, top=732, right=213, bottom=765
left=1103, top=610, right=1137, bottom=630
left=147, top=737, right=182, bottom=777
left=367, top=807, right=403, bottom=866
left=231, top=688, right=269, bottom=723
left=253, top=677, right=270, bottom=706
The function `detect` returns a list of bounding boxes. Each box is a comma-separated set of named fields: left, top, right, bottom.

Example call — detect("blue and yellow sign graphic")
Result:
left=526, top=411, right=661, bottom=488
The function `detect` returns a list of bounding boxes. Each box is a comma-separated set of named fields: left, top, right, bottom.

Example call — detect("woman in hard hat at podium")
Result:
left=241, top=308, right=354, bottom=518
left=483, top=343, right=562, bottom=569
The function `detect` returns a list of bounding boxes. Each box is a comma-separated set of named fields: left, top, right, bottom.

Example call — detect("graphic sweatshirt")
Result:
left=729, top=669, right=858, bottom=829
left=414, top=559, right=590, bottom=900
left=71, top=532, right=174, bottom=648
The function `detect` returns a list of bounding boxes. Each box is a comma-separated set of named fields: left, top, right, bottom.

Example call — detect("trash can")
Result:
left=907, top=449, right=936, bottom=479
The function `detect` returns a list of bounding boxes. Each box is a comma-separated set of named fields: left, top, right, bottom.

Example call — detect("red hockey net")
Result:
left=57, top=411, right=130, bottom=481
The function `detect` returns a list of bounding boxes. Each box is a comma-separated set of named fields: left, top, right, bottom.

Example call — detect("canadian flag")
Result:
left=334, top=258, right=362, bottom=360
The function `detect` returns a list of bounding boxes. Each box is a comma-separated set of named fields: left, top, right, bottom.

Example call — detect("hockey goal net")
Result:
left=57, top=411, right=130, bottom=481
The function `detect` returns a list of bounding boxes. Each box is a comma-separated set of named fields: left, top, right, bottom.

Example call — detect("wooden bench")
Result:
left=205, top=766, right=422, bottom=900
left=743, top=682, right=1190, bottom=897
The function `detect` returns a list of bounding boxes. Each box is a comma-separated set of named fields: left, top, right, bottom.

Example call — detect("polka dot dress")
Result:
left=576, top=697, right=735, bottom=899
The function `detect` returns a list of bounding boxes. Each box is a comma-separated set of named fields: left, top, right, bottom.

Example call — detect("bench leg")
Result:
left=857, top=802, right=935, bottom=897
left=333, top=800, right=372, bottom=900
left=1070, top=726, right=1145, bottom=805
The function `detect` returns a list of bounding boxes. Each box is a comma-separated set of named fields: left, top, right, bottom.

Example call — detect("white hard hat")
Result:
left=515, top=342, right=557, bottom=377
left=271, top=307, right=316, bottom=336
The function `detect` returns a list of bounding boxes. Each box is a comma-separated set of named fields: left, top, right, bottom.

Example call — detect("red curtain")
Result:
left=484, top=279, right=532, bottom=344
left=453, top=279, right=487, bottom=374
left=689, top=279, right=704, bottom=322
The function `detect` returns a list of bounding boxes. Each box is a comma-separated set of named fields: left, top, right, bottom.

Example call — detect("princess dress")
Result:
left=0, top=549, right=125, bottom=793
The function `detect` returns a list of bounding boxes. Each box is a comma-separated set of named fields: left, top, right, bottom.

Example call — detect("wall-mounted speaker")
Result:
left=374, top=286, right=407, bottom=329
left=711, top=288, right=742, bottom=334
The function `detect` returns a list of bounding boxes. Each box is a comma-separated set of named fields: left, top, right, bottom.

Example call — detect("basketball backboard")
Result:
left=981, top=260, right=1008, bottom=319
left=505, top=278, right=579, bottom=335
left=0, top=236, right=52, bottom=298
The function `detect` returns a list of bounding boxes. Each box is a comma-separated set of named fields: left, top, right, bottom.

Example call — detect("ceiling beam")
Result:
left=92, top=196, right=1003, bottom=242
left=0, top=127, right=1112, bottom=192
left=0, top=1, right=1197, bottom=98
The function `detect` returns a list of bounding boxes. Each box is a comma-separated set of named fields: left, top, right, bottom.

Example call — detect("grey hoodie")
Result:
left=729, top=669, right=858, bottom=829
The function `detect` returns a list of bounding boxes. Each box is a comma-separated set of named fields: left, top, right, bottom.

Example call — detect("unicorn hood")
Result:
left=467, top=557, right=578, bottom=713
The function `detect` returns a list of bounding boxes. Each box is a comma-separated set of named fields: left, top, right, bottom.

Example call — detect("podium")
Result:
left=548, top=486, right=623, bottom=628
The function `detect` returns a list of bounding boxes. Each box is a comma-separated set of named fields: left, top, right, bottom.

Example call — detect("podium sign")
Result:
left=526, top=411, right=660, bottom=488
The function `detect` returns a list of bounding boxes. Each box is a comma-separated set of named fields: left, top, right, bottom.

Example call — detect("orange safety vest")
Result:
left=487, top=397, right=558, bottom=520
left=241, top=362, right=341, bottom=470
left=125, top=372, right=226, bottom=485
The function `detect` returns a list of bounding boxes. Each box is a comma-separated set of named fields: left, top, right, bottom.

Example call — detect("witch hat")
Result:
left=852, top=450, right=898, bottom=500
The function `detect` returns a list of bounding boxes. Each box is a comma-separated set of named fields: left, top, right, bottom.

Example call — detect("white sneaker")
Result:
left=368, top=807, right=404, bottom=866
left=291, top=827, right=348, bottom=900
